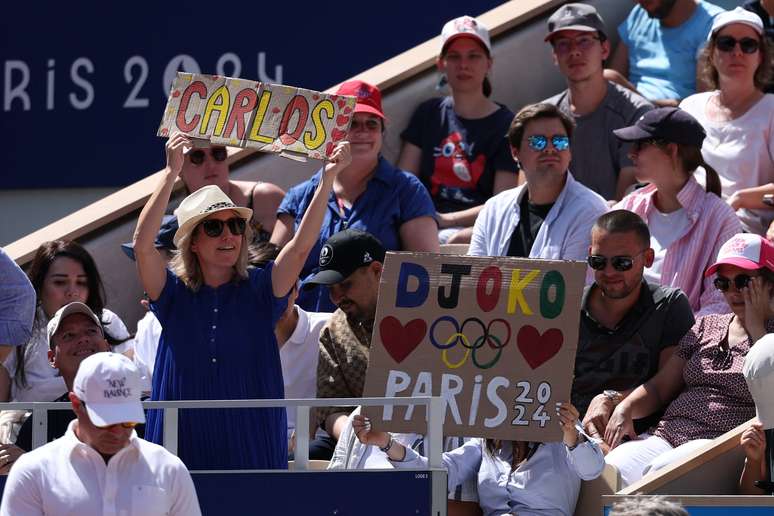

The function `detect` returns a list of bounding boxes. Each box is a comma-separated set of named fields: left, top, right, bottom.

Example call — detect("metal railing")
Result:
left=0, top=396, right=446, bottom=470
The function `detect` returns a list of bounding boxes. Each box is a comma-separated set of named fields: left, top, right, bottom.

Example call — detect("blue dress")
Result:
left=278, top=156, right=436, bottom=312
left=147, top=263, right=288, bottom=470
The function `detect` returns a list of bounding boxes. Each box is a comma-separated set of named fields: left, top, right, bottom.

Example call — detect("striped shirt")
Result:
left=615, top=177, right=742, bottom=316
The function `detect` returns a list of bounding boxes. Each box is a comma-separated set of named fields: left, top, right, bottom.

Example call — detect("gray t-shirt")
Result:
left=545, top=82, right=653, bottom=200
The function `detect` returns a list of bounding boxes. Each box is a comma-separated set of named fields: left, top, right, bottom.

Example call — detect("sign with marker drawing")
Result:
left=362, top=252, right=585, bottom=441
left=158, top=72, right=356, bottom=161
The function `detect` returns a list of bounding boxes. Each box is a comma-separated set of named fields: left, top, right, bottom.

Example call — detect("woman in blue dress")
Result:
left=133, top=131, right=350, bottom=469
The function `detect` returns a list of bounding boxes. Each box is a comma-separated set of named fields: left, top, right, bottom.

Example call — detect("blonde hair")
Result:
left=169, top=216, right=253, bottom=291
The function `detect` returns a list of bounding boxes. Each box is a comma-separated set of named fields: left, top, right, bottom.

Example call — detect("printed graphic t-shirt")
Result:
left=401, top=96, right=518, bottom=213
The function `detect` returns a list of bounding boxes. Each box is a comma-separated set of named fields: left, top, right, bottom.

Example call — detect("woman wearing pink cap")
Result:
left=680, top=7, right=774, bottom=235
left=272, top=80, right=439, bottom=313
left=603, top=233, right=774, bottom=487
left=398, top=15, right=519, bottom=244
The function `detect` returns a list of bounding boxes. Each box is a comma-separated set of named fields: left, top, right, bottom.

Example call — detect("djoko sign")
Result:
left=362, top=253, right=586, bottom=442
left=158, top=72, right=356, bottom=161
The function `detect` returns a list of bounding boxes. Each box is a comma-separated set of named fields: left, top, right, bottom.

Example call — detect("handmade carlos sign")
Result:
left=363, top=253, right=586, bottom=441
left=158, top=72, right=356, bottom=161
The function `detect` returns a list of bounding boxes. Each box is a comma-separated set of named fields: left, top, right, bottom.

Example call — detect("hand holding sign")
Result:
left=165, top=131, right=192, bottom=177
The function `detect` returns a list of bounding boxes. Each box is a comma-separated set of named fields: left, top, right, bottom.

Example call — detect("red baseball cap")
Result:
left=336, top=80, right=385, bottom=120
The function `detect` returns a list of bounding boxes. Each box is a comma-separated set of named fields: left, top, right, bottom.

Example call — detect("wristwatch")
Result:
left=603, top=390, right=623, bottom=406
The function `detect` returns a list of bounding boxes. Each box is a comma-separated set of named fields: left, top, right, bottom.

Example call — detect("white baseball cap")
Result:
left=74, top=352, right=146, bottom=427
left=710, top=7, right=764, bottom=38
left=744, top=334, right=774, bottom=430
left=441, top=15, right=491, bottom=55
left=47, top=302, right=102, bottom=343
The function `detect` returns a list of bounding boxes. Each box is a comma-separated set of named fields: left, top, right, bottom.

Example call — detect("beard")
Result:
left=598, top=279, right=639, bottom=300
left=645, top=0, right=678, bottom=19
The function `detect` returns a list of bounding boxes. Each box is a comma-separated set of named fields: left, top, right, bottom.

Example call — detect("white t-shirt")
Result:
left=680, top=92, right=774, bottom=235
left=133, top=311, right=162, bottom=395
left=0, top=420, right=201, bottom=516
left=644, top=207, right=691, bottom=285
left=279, top=307, right=331, bottom=438
left=4, top=308, right=133, bottom=402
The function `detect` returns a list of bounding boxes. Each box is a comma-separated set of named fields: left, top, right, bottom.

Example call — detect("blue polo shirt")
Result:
left=278, top=156, right=436, bottom=312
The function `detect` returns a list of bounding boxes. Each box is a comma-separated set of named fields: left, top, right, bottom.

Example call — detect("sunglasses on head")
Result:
left=587, top=250, right=646, bottom=272
left=200, top=217, right=247, bottom=238
left=188, top=147, right=228, bottom=166
left=716, top=35, right=760, bottom=54
left=527, top=134, right=570, bottom=152
left=713, top=274, right=752, bottom=292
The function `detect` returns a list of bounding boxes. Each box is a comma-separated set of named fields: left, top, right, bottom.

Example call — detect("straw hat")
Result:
left=172, top=185, right=253, bottom=247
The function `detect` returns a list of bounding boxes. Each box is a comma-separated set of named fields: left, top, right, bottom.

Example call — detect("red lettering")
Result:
left=476, top=266, right=502, bottom=312
left=175, top=81, right=207, bottom=132
left=278, top=95, right=310, bottom=142
left=222, top=88, right=258, bottom=140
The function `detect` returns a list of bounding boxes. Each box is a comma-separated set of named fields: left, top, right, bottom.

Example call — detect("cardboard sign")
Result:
left=157, top=72, right=356, bottom=161
left=362, top=253, right=586, bottom=442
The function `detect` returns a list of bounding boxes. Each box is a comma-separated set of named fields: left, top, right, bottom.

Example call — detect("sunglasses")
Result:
left=552, top=35, right=601, bottom=56
left=633, top=139, right=669, bottom=152
left=527, top=134, right=570, bottom=152
left=200, top=217, right=247, bottom=238
left=188, top=147, right=228, bottom=165
left=350, top=118, right=381, bottom=132
left=713, top=274, right=752, bottom=292
left=716, top=35, right=760, bottom=54
left=587, top=250, right=646, bottom=272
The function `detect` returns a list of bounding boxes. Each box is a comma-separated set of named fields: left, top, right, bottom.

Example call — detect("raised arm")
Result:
left=271, top=142, right=351, bottom=297
left=133, top=132, right=189, bottom=301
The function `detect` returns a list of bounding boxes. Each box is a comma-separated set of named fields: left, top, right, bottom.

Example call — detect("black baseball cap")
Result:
left=613, top=107, right=706, bottom=147
left=121, top=215, right=178, bottom=261
left=545, top=3, right=607, bottom=42
left=303, top=229, right=386, bottom=289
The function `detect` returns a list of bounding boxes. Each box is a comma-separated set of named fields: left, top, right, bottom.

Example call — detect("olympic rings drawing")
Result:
left=429, top=316, right=511, bottom=369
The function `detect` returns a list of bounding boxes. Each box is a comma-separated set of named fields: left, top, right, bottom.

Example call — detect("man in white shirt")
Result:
left=469, top=102, right=608, bottom=259
left=0, top=349, right=201, bottom=516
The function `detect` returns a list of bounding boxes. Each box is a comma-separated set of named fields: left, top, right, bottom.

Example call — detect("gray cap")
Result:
left=545, top=3, right=607, bottom=42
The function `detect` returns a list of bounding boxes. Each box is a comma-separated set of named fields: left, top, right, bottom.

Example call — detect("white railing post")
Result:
left=426, top=396, right=444, bottom=469
left=163, top=407, right=179, bottom=456
left=294, top=404, right=309, bottom=470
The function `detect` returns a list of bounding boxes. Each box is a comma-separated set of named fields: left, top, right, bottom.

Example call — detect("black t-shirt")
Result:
left=506, top=193, right=554, bottom=257
left=401, top=97, right=518, bottom=213
left=572, top=282, right=695, bottom=418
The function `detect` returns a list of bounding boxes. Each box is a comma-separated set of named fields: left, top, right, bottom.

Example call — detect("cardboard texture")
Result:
left=362, top=252, right=586, bottom=442
left=158, top=72, right=356, bottom=161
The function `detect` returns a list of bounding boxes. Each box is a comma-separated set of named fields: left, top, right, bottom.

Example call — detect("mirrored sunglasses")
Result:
left=587, top=251, right=645, bottom=272
left=713, top=274, right=752, bottom=292
left=188, top=147, right=228, bottom=165
left=200, top=217, right=247, bottom=238
left=716, top=35, right=760, bottom=54
left=527, top=134, right=570, bottom=152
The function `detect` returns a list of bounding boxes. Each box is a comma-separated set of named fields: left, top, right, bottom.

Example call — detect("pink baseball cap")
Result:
left=705, top=233, right=774, bottom=277
left=335, top=80, right=385, bottom=120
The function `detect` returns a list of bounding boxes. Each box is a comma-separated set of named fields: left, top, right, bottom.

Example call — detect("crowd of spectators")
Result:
left=2, top=1, right=774, bottom=514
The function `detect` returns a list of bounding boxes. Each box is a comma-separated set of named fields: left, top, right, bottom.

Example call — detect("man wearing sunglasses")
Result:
left=543, top=3, right=653, bottom=202
left=1, top=351, right=201, bottom=516
left=573, top=211, right=694, bottom=451
left=469, top=102, right=607, bottom=259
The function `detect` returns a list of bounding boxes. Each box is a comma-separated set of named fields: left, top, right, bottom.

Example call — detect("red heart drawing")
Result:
left=271, top=107, right=281, bottom=114
left=516, top=326, right=563, bottom=370
left=343, top=106, right=352, bottom=115
left=172, top=90, right=180, bottom=98
left=279, top=134, right=296, bottom=145
left=337, top=99, right=346, bottom=109
left=312, top=94, right=320, bottom=101
left=325, top=142, right=334, bottom=156
left=331, top=128, right=346, bottom=142
left=336, top=114, right=350, bottom=127
left=380, top=316, right=426, bottom=363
